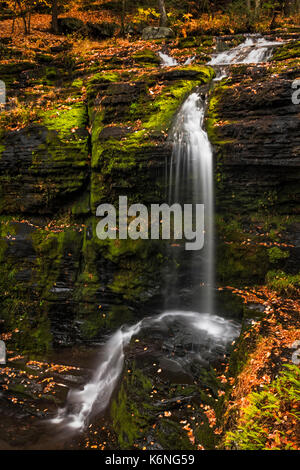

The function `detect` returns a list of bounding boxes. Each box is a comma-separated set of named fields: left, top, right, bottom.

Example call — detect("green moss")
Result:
left=272, top=40, right=300, bottom=61
left=41, top=103, right=87, bottom=141
left=267, top=246, right=289, bottom=264
left=144, top=77, right=205, bottom=131
left=178, top=37, right=200, bottom=48
left=266, top=270, right=300, bottom=297
left=111, top=366, right=153, bottom=449
left=216, top=216, right=270, bottom=285
left=225, top=365, right=300, bottom=450
left=206, top=81, right=232, bottom=145
left=132, top=48, right=160, bottom=66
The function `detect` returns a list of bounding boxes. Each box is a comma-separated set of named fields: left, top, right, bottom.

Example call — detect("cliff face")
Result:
left=0, top=52, right=214, bottom=351
left=207, top=40, right=300, bottom=215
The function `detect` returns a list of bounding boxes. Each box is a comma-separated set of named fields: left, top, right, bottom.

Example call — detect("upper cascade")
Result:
left=209, top=36, right=284, bottom=65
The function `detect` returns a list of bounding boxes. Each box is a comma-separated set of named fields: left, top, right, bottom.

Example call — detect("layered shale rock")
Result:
left=0, top=57, right=214, bottom=351
left=207, top=40, right=300, bottom=215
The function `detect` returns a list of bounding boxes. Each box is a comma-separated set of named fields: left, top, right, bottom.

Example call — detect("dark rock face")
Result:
left=99, top=126, right=132, bottom=141
left=57, top=18, right=117, bottom=39
left=208, top=66, right=300, bottom=214
left=0, top=59, right=213, bottom=351
left=0, top=123, right=89, bottom=214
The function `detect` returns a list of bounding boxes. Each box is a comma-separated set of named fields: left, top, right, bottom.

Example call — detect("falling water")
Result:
left=159, top=52, right=196, bottom=67
left=167, top=93, right=214, bottom=314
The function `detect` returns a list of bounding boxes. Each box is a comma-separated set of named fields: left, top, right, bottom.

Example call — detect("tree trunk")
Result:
left=120, top=0, right=126, bottom=37
left=51, top=0, right=59, bottom=33
left=255, top=0, right=261, bottom=14
left=158, top=0, right=168, bottom=27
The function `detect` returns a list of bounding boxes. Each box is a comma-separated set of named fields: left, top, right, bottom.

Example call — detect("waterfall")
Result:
left=167, top=93, right=214, bottom=314
left=50, top=92, right=223, bottom=433
left=50, top=34, right=283, bottom=434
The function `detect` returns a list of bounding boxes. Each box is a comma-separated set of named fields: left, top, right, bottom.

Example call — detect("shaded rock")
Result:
left=50, top=42, right=72, bottom=53
left=99, top=126, right=131, bottom=141
left=125, top=21, right=147, bottom=36
left=57, top=17, right=86, bottom=35
left=142, top=27, right=174, bottom=40
left=209, top=66, right=300, bottom=215
left=86, top=21, right=117, bottom=39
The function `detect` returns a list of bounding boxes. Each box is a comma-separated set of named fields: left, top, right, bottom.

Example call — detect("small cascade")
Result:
left=158, top=51, right=178, bottom=67
left=209, top=36, right=282, bottom=65
left=159, top=52, right=196, bottom=67
left=183, top=55, right=196, bottom=65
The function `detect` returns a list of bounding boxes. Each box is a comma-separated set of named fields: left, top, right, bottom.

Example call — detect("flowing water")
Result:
left=159, top=51, right=178, bottom=66
left=51, top=311, right=239, bottom=431
left=166, top=93, right=214, bottom=314
left=47, top=35, right=283, bottom=438
left=209, top=36, right=282, bottom=66
left=159, top=51, right=195, bottom=67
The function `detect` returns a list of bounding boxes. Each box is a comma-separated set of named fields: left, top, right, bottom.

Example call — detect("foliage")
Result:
left=267, top=246, right=289, bottom=264
left=225, top=365, right=300, bottom=450
left=266, top=270, right=300, bottom=297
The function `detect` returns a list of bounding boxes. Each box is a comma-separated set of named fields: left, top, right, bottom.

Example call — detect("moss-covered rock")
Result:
left=132, top=48, right=161, bottom=67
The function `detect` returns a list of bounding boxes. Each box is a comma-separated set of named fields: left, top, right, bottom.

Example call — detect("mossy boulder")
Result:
left=132, top=48, right=160, bottom=67
left=272, top=40, right=300, bottom=61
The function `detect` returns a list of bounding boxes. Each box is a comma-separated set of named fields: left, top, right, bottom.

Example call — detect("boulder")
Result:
left=142, top=27, right=174, bottom=40
left=57, top=17, right=86, bottom=35
left=87, top=21, right=118, bottom=39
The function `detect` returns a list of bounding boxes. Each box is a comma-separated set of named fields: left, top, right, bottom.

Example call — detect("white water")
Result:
left=209, top=36, right=281, bottom=65
left=168, top=93, right=214, bottom=314
left=184, top=55, right=196, bottom=65
left=51, top=311, right=239, bottom=431
left=159, top=51, right=195, bottom=67
left=159, top=51, right=178, bottom=67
